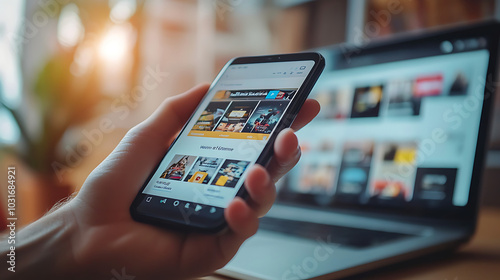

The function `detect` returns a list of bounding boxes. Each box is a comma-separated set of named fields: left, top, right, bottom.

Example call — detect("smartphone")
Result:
left=130, top=52, right=325, bottom=232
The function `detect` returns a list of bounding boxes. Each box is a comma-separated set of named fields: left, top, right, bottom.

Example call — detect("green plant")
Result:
left=0, top=0, right=143, bottom=183
left=6, top=50, right=105, bottom=174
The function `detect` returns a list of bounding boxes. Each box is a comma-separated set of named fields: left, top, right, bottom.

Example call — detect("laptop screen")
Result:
left=278, top=27, right=496, bottom=215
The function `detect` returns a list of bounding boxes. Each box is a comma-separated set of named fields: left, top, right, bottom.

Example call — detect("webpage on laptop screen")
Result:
left=283, top=49, right=489, bottom=209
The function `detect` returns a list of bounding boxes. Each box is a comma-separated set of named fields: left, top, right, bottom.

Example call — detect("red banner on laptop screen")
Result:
left=414, top=74, right=443, bottom=97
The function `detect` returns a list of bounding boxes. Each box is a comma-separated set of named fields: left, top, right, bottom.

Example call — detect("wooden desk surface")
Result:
left=205, top=207, right=500, bottom=280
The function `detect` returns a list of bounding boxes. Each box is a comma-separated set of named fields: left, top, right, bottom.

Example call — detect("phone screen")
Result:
left=132, top=58, right=318, bottom=229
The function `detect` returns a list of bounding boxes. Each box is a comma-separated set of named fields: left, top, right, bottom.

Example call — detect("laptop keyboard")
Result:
left=259, top=217, right=414, bottom=249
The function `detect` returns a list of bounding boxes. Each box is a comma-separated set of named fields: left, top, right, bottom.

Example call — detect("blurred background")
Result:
left=1, top=0, right=500, bottom=227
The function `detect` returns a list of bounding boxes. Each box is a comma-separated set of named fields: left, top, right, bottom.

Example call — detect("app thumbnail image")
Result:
left=351, top=85, right=383, bottom=118
left=213, top=90, right=231, bottom=100
left=160, top=155, right=197, bottom=181
left=369, top=165, right=413, bottom=202
left=341, top=141, right=374, bottom=166
left=336, top=141, right=374, bottom=202
left=191, top=101, right=229, bottom=131
left=241, top=101, right=288, bottom=134
left=313, top=88, right=352, bottom=119
left=413, top=168, right=457, bottom=205
left=368, top=142, right=417, bottom=201
left=414, top=74, right=443, bottom=97
left=336, top=166, right=370, bottom=198
left=272, top=89, right=296, bottom=100
left=212, top=160, right=251, bottom=188
left=297, top=163, right=337, bottom=195
left=449, top=71, right=469, bottom=96
left=380, top=142, right=417, bottom=164
left=215, top=101, right=258, bottom=133
left=386, top=79, right=421, bottom=116
left=184, top=157, right=223, bottom=184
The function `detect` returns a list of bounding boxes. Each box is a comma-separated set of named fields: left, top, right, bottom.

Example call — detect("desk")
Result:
left=204, top=207, right=500, bottom=280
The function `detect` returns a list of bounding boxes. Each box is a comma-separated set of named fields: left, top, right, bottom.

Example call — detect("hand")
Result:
left=6, top=84, right=320, bottom=279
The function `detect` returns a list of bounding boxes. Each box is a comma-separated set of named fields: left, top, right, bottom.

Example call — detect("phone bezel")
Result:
left=130, top=52, right=325, bottom=233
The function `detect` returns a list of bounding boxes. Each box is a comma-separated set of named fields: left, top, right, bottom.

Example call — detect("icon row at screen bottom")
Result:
left=144, top=195, right=219, bottom=214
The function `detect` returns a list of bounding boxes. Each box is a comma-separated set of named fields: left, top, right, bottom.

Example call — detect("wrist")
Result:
left=2, top=202, right=82, bottom=279
left=52, top=202, right=86, bottom=279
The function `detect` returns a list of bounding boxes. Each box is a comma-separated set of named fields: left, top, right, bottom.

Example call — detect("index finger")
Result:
left=290, top=99, right=321, bottom=131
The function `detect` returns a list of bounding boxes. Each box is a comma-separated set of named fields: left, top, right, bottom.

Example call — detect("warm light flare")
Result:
left=110, top=0, right=137, bottom=23
left=98, top=25, right=130, bottom=63
left=57, top=3, right=84, bottom=48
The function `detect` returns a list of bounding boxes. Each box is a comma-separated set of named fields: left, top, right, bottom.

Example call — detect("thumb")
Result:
left=79, top=84, right=209, bottom=207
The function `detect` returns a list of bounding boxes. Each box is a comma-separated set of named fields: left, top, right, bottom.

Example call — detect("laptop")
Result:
left=219, top=21, right=500, bottom=279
